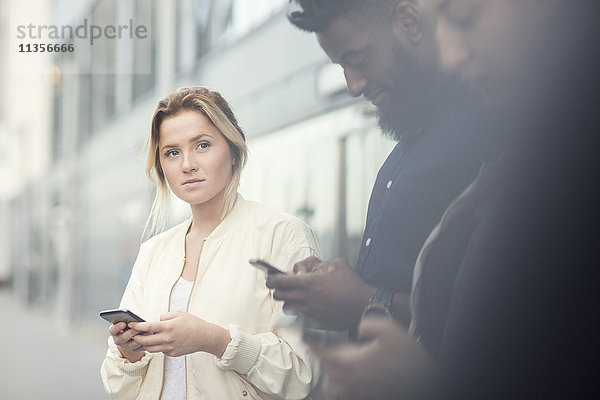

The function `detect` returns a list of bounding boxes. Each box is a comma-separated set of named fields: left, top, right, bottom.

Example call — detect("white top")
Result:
left=161, top=277, right=194, bottom=400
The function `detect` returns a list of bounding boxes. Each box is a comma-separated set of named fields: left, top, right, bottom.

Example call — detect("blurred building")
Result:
left=1, top=0, right=55, bottom=287
left=3, top=0, right=394, bottom=332
left=0, top=0, right=8, bottom=284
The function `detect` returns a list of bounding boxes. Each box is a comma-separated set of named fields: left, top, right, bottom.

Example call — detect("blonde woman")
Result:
left=101, top=87, right=322, bottom=400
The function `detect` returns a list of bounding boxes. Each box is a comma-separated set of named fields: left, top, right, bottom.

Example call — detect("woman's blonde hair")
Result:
left=143, top=86, right=248, bottom=238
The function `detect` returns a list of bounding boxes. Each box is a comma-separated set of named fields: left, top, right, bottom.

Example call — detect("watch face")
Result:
left=361, top=304, right=392, bottom=320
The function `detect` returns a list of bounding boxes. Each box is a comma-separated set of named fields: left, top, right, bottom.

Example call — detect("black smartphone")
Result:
left=302, top=325, right=349, bottom=347
left=249, top=258, right=286, bottom=275
left=99, top=309, right=145, bottom=330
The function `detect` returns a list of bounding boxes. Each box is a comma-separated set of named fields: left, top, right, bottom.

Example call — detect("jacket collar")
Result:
left=175, top=193, right=247, bottom=245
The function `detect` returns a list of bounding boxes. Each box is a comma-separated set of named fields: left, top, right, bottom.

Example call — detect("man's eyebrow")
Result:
left=438, top=0, right=451, bottom=14
left=340, top=49, right=364, bottom=66
left=340, top=51, right=354, bottom=65
left=328, top=51, right=346, bottom=65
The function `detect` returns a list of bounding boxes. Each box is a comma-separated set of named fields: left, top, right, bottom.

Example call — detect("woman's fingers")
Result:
left=109, top=322, right=146, bottom=346
left=108, top=321, right=127, bottom=336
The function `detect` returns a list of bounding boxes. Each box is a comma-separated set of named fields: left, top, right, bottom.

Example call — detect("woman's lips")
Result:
left=182, top=179, right=205, bottom=187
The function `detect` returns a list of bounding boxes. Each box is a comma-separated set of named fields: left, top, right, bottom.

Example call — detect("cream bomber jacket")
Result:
left=101, top=196, right=323, bottom=400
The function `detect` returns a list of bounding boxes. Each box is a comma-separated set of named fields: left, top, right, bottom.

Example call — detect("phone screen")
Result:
left=99, top=309, right=145, bottom=325
left=248, top=258, right=286, bottom=275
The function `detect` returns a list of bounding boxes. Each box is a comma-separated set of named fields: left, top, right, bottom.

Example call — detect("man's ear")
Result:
left=392, top=1, right=423, bottom=44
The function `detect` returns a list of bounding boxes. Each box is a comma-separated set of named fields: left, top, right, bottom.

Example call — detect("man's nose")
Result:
left=343, top=67, right=367, bottom=98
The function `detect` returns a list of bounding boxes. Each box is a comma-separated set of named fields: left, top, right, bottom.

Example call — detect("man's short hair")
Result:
left=288, top=0, right=404, bottom=33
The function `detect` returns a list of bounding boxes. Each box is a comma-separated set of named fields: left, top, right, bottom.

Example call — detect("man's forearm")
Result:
left=391, top=291, right=411, bottom=327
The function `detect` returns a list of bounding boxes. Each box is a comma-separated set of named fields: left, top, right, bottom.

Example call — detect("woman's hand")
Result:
left=129, top=311, right=231, bottom=358
left=109, top=322, right=146, bottom=363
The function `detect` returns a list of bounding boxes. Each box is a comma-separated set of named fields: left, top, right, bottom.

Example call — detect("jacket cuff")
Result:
left=215, top=324, right=261, bottom=374
left=108, top=336, right=152, bottom=376
left=120, top=352, right=153, bottom=376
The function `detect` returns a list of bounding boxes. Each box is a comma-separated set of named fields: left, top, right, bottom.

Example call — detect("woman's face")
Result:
left=158, top=110, right=234, bottom=211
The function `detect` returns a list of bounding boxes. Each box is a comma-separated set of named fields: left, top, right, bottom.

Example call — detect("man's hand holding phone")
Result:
left=265, top=256, right=375, bottom=330
left=249, top=258, right=286, bottom=276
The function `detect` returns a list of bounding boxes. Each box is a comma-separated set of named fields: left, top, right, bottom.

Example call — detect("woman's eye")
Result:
left=197, top=142, right=210, bottom=150
left=165, top=150, right=179, bottom=157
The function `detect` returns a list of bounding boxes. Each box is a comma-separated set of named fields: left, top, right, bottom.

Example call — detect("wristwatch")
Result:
left=361, top=287, right=395, bottom=319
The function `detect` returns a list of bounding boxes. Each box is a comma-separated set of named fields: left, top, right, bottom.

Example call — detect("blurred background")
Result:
left=0, top=0, right=394, bottom=398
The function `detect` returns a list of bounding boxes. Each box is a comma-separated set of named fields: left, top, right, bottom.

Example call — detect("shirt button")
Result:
left=242, top=390, right=248, bottom=396
left=365, top=237, right=372, bottom=247
left=387, top=180, right=392, bottom=189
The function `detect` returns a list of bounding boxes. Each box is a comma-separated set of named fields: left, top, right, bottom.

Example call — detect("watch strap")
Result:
left=362, top=287, right=395, bottom=319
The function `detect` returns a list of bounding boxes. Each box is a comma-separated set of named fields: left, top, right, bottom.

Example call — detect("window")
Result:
left=240, top=106, right=393, bottom=261
left=175, top=0, right=213, bottom=73
left=225, top=0, right=286, bottom=41
left=51, top=83, right=62, bottom=162
left=132, top=0, right=155, bottom=100
left=90, top=0, right=117, bottom=128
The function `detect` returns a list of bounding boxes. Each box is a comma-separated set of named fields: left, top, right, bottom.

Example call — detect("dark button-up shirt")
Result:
left=355, top=86, right=492, bottom=294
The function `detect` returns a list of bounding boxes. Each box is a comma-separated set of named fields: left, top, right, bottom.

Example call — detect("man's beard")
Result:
left=376, top=46, right=436, bottom=143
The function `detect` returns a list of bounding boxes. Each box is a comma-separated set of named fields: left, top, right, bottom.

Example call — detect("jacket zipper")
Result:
left=158, top=237, right=206, bottom=400
left=185, top=237, right=206, bottom=400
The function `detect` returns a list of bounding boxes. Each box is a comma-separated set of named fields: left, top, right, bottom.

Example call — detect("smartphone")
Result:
left=99, top=309, right=145, bottom=331
left=249, top=258, right=286, bottom=275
